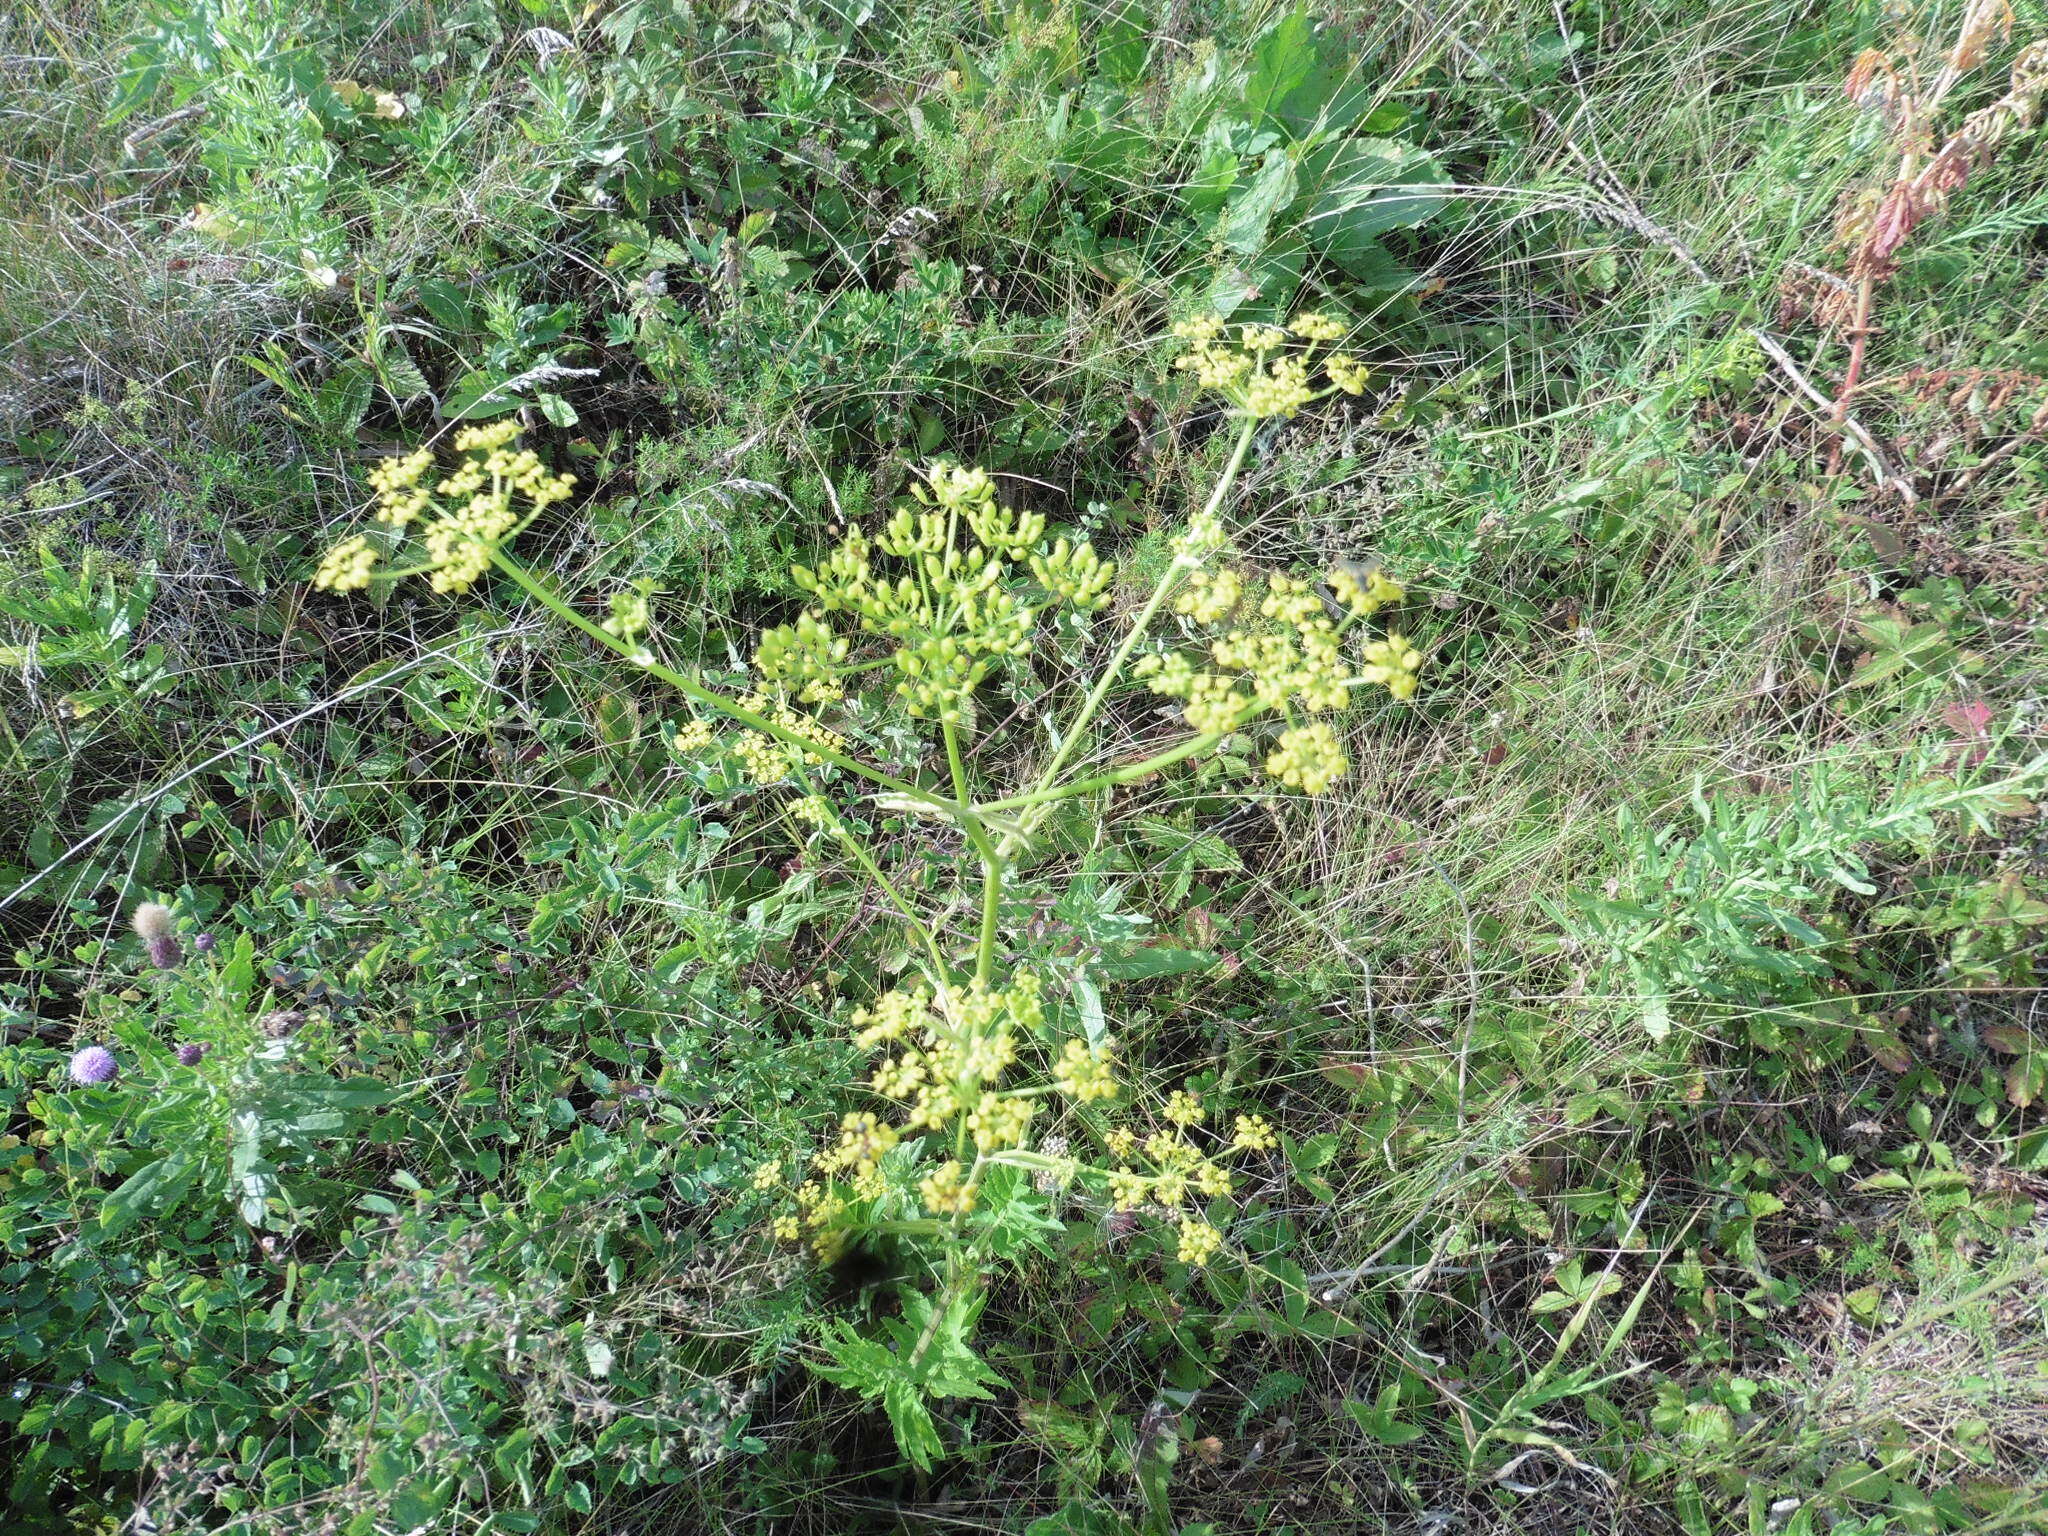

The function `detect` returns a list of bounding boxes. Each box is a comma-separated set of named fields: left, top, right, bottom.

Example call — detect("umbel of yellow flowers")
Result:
left=1170, top=310, right=1371, bottom=417
left=752, top=972, right=1286, bottom=1269
left=313, top=419, right=575, bottom=595
left=769, top=461, right=1114, bottom=724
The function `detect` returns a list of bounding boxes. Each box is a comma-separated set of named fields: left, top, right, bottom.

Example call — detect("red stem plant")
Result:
left=1816, top=2, right=2046, bottom=479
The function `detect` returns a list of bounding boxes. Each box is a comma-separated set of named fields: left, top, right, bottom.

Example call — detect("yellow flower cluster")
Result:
left=313, top=422, right=576, bottom=597
left=1174, top=566, right=1242, bottom=625
left=1101, top=1123, right=1235, bottom=1214
left=601, top=589, right=650, bottom=642
left=814, top=1111, right=899, bottom=1178
left=862, top=974, right=1048, bottom=1158
left=918, top=1159, right=979, bottom=1215
left=313, top=535, right=378, bottom=594
left=1169, top=311, right=1368, bottom=420
left=789, top=794, right=836, bottom=829
left=699, top=692, right=849, bottom=786
left=757, top=968, right=1096, bottom=1248
left=367, top=449, right=435, bottom=526
left=1133, top=563, right=1419, bottom=792
left=1326, top=355, right=1370, bottom=395
left=1329, top=565, right=1404, bottom=618
left=771, top=462, right=1115, bottom=725
left=1053, top=1038, right=1117, bottom=1102
left=1267, top=722, right=1348, bottom=795
left=852, top=985, right=934, bottom=1049
left=1232, top=1114, right=1278, bottom=1152
left=733, top=731, right=793, bottom=785
left=1289, top=312, right=1345, bottom=343
left=423, top=422, right=576, bottom=594
left=966, top=1091, right=1034, bottom=1153
left=746, top=692, right=847, bottom=760
left=776, top=1177, right=858, bottom=1260
left=1360, top=633, right=1424, bottom=702
left=1177, top=1218, right=1224, bottom=1266
left=1072, top=1082, right=1295, bottom=1265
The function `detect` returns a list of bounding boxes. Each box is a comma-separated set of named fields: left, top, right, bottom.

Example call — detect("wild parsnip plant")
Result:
left=313, top=314, right=1422, bottom=1461
left=23, top=1, right=2048, bottom=1525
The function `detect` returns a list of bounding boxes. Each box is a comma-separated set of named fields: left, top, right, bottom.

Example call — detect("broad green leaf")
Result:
left=1300, top=137, right=1449, bottom=277
left=1240, top=3, right=1315, bottom=127
left=1095, top=946, right=1214, bottom=981
left=1094, top=0, right=1151, bottom=83
left=413, top=277, right=473, bottom=330
left=1205, top=231, right=1307, bottom=318
left=367, top=1446, right=407, bottom=1495
left=101, top=1152, right=199, bottom=1234
left=440, top=370, right=520, bottom=420
left=1220, top=148, right=1297, bottom=256
left=1344, top=1397, right=1427, bottom=1445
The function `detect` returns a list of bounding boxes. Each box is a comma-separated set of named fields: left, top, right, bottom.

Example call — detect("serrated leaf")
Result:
left=1219, top=148, right=1296, bottom=257
left=1982, top=1024, right=2033, bottom=1056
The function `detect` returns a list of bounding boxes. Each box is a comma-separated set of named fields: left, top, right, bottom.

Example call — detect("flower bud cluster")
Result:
left=1169, top=312, right=1372, bottom=419
left=1133, top=549, right=1423, bottom=794
left=314, top=422, right=576, bottom=596
left=772, top=462, right=1114, bottom=725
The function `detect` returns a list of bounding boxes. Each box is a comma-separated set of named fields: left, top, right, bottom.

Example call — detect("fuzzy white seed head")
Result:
left=131, top=902, right=174, bottom=942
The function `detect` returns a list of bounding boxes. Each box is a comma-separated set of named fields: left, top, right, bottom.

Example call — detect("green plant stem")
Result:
left=977, top=731, right=1227, bottom=816
left=1013, top=414, right=1259, bottom=825
left=935, top=713, right=1006, bottom=984
left=955, top=818, right=1004, bottom=984
left=488, top=548, right=952, bottom=814
left=941, top=716, right=972, bottom=804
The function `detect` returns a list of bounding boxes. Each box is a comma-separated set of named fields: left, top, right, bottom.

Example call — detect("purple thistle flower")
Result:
left=176, top=1042, right=210, bottom=1067
left=194, top=933, right=217, bottom=955
left=68, top=1046, right=118, bottom=1085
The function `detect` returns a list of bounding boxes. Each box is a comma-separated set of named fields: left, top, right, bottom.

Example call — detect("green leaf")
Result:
left=1205, top=231, right=1307, bottom=318
left=811, top=1289, right=1006, bottom=1470
left=1343, top=1396, right=1427, bottom=1445
left=1640, top=981, right=1671, bottom=1043
left=1240, top=3, right=1315, bottom=127
left=880, top=1376, right=945, bottom=1470
left=1073, top=973, right=1106, bottom=1048
left=1288, top=1131, right=1340, bottom=1173
left=1096, top=946, right=1214, bottom=981
left=413, top=278, right=473, bottom=330
left=1299, top=137, right=1449, bottom=278
left=1184, top=138, right=1242, bottom=218
left=1220, top=148, right=1297, bottom=257
left=367, top=1446, right=407, bottom=1495
left=440, top=370, right=520, bottom=420
left=1094, top=0, right=1151, bottom=84
left=100, top=1152, right=199, bottom=1234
